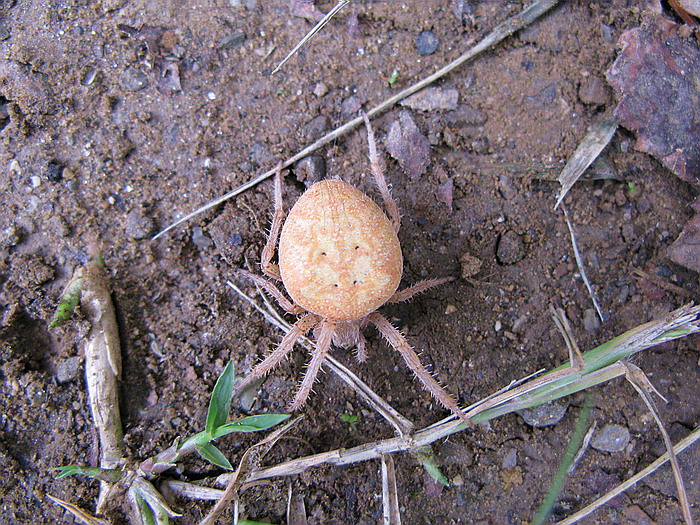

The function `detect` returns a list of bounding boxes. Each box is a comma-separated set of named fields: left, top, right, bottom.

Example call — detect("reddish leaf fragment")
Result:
left=385, top=111, right=431, bottom=180
left=606, top=17, right=700, bottom=183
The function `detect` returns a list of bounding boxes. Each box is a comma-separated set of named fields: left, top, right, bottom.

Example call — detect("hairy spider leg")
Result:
left=361, top=111, right=401, bottom=234
left=388, top=277, right=455, bottom=304
left=368, top=312, right=472, bottom=427
left=289, top=319, right=336, bottom=411
left=238, top=269, right=305, bottom=315
left=235, top=312, right=321, bottom=395
left=261, top=161, right=285, bottom=280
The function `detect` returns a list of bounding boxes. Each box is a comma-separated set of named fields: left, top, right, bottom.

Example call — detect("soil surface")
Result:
left=1, top=1, right=699, bottom=524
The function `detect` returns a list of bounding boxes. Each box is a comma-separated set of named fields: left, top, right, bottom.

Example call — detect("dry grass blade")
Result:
left=287, top=482, right=308, bottom=525
left=562, top=205, right=605, bottom=322
left=47, top=495, right=111, bottom=525
left=550, top=304, right=585, bottom=369
left=557, top=425, right=700, bottom=525
left=226, top=280, right=415, bottom=435
left=272, top=0, right=351, bottom=75
left=554, top=116, right=618, bottom=209
left=381, top=454, right=402, bottom=525
left=79, top=261, right=125, bottom=511
left=153, top=0, right=560, bottom=240
left=162, top=480, right=225, bottom=501
left=624, top=363, right=694, bottom=524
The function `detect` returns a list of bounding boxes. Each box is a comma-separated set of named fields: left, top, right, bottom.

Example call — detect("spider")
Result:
left=236, top=112, right=471, bottom=426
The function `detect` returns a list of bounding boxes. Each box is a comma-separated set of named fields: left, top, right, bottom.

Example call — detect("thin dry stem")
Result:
left=381, top=454, right=402, bottom=525
left=47, top=495, right=110, bottom=525
left=562, top=205, right=605, bottom=322
left=550, top=305, right=585, bottom=370
left=624, top=363, right=694, bottom=525
left=272, top=0, right=351, bottom=74
left=557, top=425, right=700, bottom=525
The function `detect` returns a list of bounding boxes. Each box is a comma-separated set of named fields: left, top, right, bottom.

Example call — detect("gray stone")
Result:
left=517, top=400, right=568, bottom=428
left=56, top=356, right=82, bottom=384
left=415, top=30, right=439, bottom=56
left=496, top=230, right=525, bottom=265
left=592, top=424, right=630, bottom=453
left=401, top=87, right=459, bottom=112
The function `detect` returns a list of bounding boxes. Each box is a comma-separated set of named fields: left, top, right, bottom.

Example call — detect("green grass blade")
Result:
left=197, top=443, right=234, bottom=470
left=531, top=393, right=594, bottom=525
left=206, top=361, right=236, bottom=435
left=210, top=414, right=291, bottom=439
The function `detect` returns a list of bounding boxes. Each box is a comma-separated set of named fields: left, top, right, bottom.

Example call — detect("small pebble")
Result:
left=496, top=230, right=525, bottom=265
left=497, top=175, right=518, bottom=200
left=578, top=75, right=610, bottom=106
left=385, top=111, right=430, bottom=180
left=459, top=253, right=482, bottom=279
left=55, top=356, right=82, bottom=383
left=340, top=95, right=361, bottom=118
left=227, top=233, right=243, bottom=246
left=301, top=114, right=329, bottom=140
left=125, top=208, right=155, bottom=240
left=401, top=87, right=459, bottom=112
left=219, top=30, right=246, bottom=49
left=191, top=227, right=213, bottom=247
left=0, top=222, right=21, bottom=248
left=591, top=424, right=630, bottom=453
left=47, top=161, right=64, bottom=182
left=517, top=400, right=568, bottom=427
left=118, top=67, right=149, bottom=92
left=583, top=309, right=601, bottom=331
left=313, top=82, right=328, bottom=97
left=294, top=155, right=326, bottom=186
left=250, top=141, right=273, bottom=166
left=0, top=22, right=10, bottom=41
left=415, top=30, right=440, bottom=56
left=502, top=448, right=517, bottom=469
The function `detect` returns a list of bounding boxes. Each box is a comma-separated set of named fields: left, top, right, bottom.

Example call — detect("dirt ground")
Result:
left=1, top=0, right=699, bottom=523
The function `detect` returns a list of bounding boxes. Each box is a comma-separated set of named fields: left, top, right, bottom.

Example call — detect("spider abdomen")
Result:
left=278, top=179, right=402, bottom=321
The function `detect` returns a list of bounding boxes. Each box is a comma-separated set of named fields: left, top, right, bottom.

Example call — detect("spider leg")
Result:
left=289, top=319, right=336, bottom=411
left=361, top=111, right=401, bottom=234
left=235, top=313, right=321, bottom=395
left=388, top=277, right=455, bottom=304
left=261, top=161, right=285, bottom=280
left=238, top=269, right=305, bottom=315
left=355, top=330, right=368, bottom=362
left=368, top=312, right=472, bottom=426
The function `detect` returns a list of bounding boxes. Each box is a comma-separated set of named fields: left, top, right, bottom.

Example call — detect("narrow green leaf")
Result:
left=210, top=414, right=290, bottom=439
left=532, top=393, right=594, bottom=525
left=54, top=465, right=102, bottom=479
left=206, top=361, right=236, bottom=435
left=197, top=443, right=233, bottom=470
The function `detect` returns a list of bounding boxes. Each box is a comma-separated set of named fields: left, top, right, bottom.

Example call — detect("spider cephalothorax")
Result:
left=236, top=113, right=470, bottom=426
